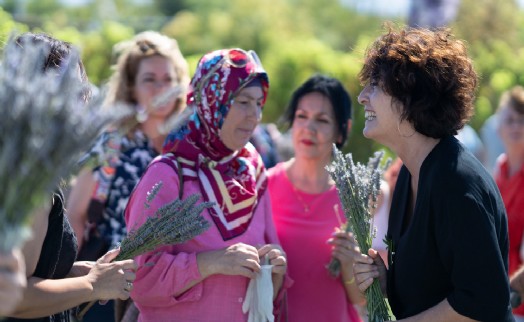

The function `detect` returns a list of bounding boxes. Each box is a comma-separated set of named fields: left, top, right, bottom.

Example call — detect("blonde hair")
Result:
left=104, top=31, right=189, bottom=118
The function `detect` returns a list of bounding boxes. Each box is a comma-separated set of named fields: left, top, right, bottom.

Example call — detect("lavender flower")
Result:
left=115, top=186, right=212, bottom=261
left=326, top=145, right=392, bottom=322
left=77, top=85, right=190, bottom=170
left=77, top=181, right=212, bottom=318
left=0, top=37, right=121, bottom=252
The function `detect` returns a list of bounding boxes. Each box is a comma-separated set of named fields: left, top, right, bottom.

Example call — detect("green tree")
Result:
left=453, top=0, right=524, bottom=128
left=44, top=20, right=134, bottom=85
left=0, top=7, right=29, bottom=43
left=3, top=0, right=524, bottom=162
left=160, top=0, right=387, bottom=160
left=0, top=0, right=19, bottom=15
left=152, top=0, right=189, bottom=16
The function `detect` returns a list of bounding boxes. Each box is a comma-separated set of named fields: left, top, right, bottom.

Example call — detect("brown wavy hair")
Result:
left=104, top=31, right=189, bottom=126
left=359, top=26, right=478, bottom=138
left=498, top=85, right=524, bottom=115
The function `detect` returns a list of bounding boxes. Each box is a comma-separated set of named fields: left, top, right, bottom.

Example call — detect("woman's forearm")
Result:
left=8, top=276, right=94, bottom=319
left=341, top=264, right=366, bottom=306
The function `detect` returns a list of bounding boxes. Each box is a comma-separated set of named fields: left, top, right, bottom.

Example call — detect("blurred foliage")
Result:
left=452, top=0, right=523, bottom=129
left=0, top=0, right=523, bottom=162
left=0, top=7, right=28, bottom=43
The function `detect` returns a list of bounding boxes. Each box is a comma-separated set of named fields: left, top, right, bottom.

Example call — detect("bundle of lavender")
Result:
left=115, top=182, right=211, bottom=261
left=0, top=38, right=119, bottom=252
left=77, top=85, right=189, bottom=170
left=77, top=181, right=212, bottom=318
left=326, top=145, right=392, bottom=322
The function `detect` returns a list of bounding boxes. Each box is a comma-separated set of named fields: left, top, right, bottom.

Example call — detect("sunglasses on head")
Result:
left=223, top=48, right=263, bottom=70
left=193, top=48, right=265, bottom=98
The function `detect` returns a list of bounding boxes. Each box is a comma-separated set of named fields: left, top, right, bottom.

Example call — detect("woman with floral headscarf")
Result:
left=67, top=31, right=189, bottom=322
left=124, top=48, right=289, bottom=322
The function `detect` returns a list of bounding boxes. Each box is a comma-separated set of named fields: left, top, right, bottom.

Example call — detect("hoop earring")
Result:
left=397, top=119, right=415, bottom=138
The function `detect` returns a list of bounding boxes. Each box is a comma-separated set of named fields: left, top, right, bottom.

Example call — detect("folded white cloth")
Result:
left=242, top=264, right=274, bottom=322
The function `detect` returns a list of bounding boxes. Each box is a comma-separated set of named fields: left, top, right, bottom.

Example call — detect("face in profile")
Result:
left=133, top=55, right=178, bottom=119
left=292, top=92, right=339, bottom=161
left=219, top=85, right=264, bottom=151
left=358, top=81, right=403, bottom=145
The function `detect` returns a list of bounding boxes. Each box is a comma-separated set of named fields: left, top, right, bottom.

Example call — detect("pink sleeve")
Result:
left=124, top=161, right=204, bottom=308
left=262, top=191, right=280, bottom=245
left=260, top=190, right=294, bottom=316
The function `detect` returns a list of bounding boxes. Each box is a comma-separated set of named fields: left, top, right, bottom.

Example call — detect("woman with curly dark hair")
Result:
left=348, top=26, right=513, bottom=321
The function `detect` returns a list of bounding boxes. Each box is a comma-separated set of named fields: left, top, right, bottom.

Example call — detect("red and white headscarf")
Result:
left=163, top=48, right=269, bottom=240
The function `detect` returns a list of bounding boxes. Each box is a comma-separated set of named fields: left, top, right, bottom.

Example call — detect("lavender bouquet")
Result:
left=0, top=38, right=119, bottom=252
left=326, top=145, right=392, bottom=322
left=77, top=85, right=190, bottom=170
left=114, top=182, right=211, bottom=261
left=77, top=181, right=212, bottom=318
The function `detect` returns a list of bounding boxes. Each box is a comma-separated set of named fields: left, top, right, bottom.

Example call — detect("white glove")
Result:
left=242, top=264, right=274, bottom=322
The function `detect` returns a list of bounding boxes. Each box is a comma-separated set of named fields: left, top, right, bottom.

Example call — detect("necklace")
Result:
left=287, top=162, right=332, bottom=214
left=291, top=185, right=312, bottom=213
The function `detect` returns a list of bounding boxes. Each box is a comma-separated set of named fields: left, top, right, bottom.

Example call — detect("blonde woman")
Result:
left=67, top=31, right=189, bottom=321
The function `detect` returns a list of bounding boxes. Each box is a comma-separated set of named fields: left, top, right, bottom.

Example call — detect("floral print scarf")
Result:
left=163, top=48, right=269, bottom=240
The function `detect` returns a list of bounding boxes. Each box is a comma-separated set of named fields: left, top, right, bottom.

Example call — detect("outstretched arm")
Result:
left=0, top=248, right=26, bottom=316
left=8, top=249, right=136, bottom=319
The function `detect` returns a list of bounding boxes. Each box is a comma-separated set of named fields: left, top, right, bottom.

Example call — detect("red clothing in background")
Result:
left=495, top=154, right=524, bottom=316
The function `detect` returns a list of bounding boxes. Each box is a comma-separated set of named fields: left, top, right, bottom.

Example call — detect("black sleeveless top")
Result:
left=8, top=191, right=78, bottom=322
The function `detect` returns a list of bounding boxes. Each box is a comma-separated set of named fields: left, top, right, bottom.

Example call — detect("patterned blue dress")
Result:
left=90, top=130, right=158, bottom=251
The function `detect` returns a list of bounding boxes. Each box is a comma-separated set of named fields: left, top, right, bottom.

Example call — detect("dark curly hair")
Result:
left=283, top=74, right=352, bottom=149
left=359, top=26, right=478, bottom=138
left=15, top=32, right=90, bottom=102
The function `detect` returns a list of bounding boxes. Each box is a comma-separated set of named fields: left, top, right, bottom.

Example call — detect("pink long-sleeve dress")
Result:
left=268, top=162, right=362, bottom=322
left=125, top=161, right=288, bottom=322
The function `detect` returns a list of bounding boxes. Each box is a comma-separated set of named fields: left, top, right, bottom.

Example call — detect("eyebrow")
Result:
left=296, top=108, right=331, bottom=117
left=236, top=93, right=264, bottom=100
left=139, top=71, right=173, bottom=77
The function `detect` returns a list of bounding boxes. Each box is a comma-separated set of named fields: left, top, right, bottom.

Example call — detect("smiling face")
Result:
left=133, top=55, right=178, bottom=119
left=292, top=92, right=340, bottom=162
left=358, top=81, right=404, bottom=146
left=219, top=85, right=264, bottom=151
